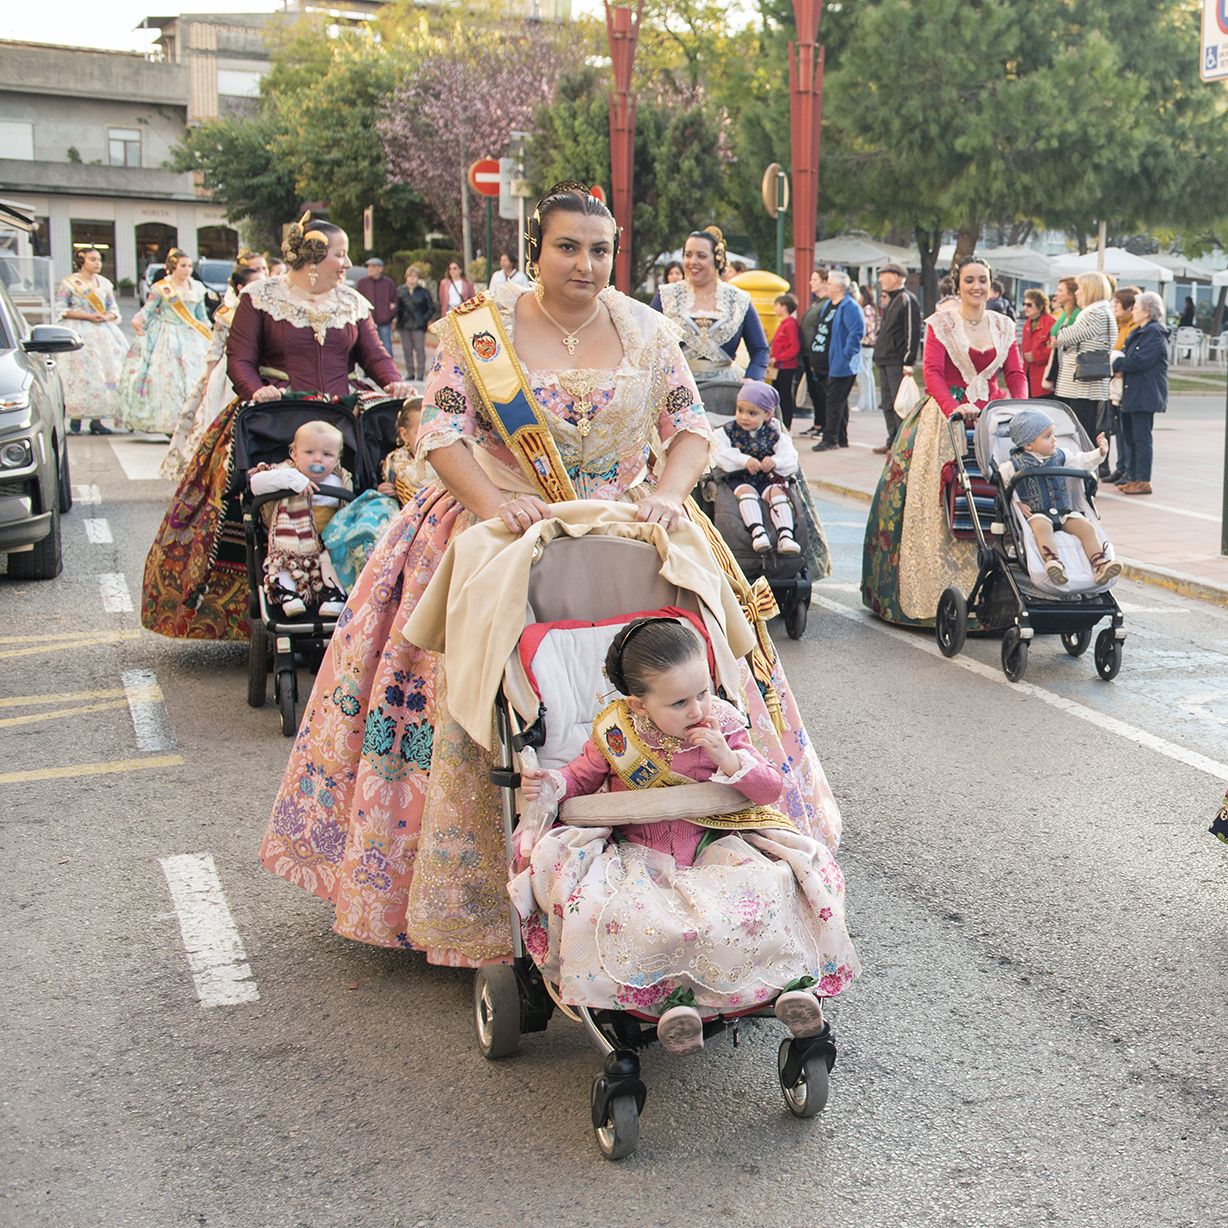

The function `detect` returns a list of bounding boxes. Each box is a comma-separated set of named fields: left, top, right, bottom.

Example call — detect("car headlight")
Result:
left=1, top=440, right=32, bottom=468
left=0, top=392, right=30, bottom=412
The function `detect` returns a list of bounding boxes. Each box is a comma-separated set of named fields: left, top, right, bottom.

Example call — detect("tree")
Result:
left=170, top=115, right=298, bottom=251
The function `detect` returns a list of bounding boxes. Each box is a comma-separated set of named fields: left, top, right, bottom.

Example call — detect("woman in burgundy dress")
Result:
left=861, top=255, right=1026, bottom=626
left=141, top=216, right=412, bottom=640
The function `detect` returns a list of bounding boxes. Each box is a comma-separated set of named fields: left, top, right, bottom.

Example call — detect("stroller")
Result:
left=935, top=399, right=1126, bottom=683
left=236, top=395, right=400, bottom=735
left=463, top=526, right=838, bottom=1160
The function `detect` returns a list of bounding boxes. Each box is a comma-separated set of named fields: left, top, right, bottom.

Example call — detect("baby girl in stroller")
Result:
left=517, top=615, right=858, bottom=1056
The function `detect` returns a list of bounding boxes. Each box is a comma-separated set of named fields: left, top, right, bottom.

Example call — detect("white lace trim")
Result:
left=242, top=276, right=372, bottom=330
left=924, top=307, right=1015, bottom=405
left=658, top=280, right=751, bottom=362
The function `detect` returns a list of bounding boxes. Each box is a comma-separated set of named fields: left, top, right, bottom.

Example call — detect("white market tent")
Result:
left=813, top=235, right=918, bottom=268
left=1213, top=268, right=1228, bottom=287
left=1149, top=254, right=1217, bottom=281
left=1048, top=247, right=1172, bottom=283
left=657, top=247, right=757, bottom=268
left=935, top=243, right=1053, bottom=283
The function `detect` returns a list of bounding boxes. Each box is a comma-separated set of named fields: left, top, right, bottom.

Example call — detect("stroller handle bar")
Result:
left=998, top=466, right=1098, bottom=503
left=559, top=781, right=758, bottom=828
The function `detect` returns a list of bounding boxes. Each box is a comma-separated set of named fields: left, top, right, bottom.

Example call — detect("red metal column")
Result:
left=606, top=2, right=643, bottom=294
left=789, top=1, right=825, bottom=295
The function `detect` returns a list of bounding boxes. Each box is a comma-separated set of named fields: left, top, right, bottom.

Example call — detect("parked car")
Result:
left=0, top=281, right=80, bottom=580
left=194, top=258, right=231, bottom=318
left=137, top=262, right=164, bottom=303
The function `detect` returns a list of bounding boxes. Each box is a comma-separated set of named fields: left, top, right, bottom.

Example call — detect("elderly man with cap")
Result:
left=872, top=262, right=921, bottom=453
left=357, top=256, right=399, bottom=357
left=1007, top=406, right=1120, bottom=586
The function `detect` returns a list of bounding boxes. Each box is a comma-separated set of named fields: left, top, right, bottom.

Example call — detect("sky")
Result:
left=0, top=0, right=607, bottom=54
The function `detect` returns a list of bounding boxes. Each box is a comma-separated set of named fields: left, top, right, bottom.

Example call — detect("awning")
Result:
left=812, top=235, right=918, bottom=268
left=1148, top=254, right=1217, bottom=281
left=1049, top=247, right=1172, bottom=283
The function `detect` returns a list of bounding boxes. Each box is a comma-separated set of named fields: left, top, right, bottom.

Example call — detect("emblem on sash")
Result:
left=471, top=330, right=498, bottom=362
left=604, top=725, right=627, bottom=756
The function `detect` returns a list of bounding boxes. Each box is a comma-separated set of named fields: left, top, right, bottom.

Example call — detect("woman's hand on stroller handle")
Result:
left=497, top=495, right=549, bottom=534
left=635, top=492, right=684, bottom=531
left=251, top=385, right=282, bottom=403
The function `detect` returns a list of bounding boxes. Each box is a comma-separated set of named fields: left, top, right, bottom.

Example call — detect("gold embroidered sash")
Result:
left=157, top=283, right=212, bottom=340
left=591, top=699, right=796, bottom=833
left=449, top=294, right=577, bottom=504
left=70, top=275, right=108, bottom=317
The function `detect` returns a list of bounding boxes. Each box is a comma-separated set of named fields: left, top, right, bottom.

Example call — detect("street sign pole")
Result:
left=775, top=170, right=788, bottom=280
left=485, top=197, right=493, bottom=286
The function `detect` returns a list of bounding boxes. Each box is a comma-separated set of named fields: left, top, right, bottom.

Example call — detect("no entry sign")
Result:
left=468, top=158, right=501, bottom=198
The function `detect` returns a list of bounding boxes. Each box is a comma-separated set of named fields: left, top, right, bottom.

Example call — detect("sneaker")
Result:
left=749, top=526, right=771, bottom=554
left=318, top=585, right=348, bottom=617
left=656, top=1004, right=704, bottom=1055
left=774, top=990, right=825, bottom=1038
left=811, top=441, right=839, bottom=452
left=776, top=528, right=801, bottom=556
left=88, top=420, right=114, bottom=436
left=1043, top=551, right=1068, bottom=585
left=1103, top=470, right=1126, bottom=485
left=872, top=445, right=890, bottom=454
left=1092, top=553, right=1122, bottom=585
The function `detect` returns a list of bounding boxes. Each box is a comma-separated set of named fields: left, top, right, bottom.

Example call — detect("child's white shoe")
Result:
left=280, top=595, right=307, bottom=618
left=1041, top=548, right=1067, bottom=586
left=749, top=525, right=771, bottom=554
left=776, top=528, right=801, bottom=556
left=774, top=990, right=825, bottom=1038
left=656, top=1005, right=705, bottom=1055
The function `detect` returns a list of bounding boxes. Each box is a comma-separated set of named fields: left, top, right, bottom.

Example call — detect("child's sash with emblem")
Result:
left=448, top=294, right=577, bottom=504
left=591, top=699, right=796, bottom=834
left=70, top=275, right=108, bottom=317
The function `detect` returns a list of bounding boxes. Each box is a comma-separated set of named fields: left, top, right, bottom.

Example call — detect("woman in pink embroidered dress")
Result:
left=862, top=255, right=1026, bottom=626
left=258, top=184, right=851, bottom=967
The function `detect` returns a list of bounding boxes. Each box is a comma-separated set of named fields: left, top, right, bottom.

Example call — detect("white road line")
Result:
left=121, top=668, right=176, bottom=752
left=160, top=854, right=260, bottom=1009
left=107, top=436, right=169, bottom=481
left=98, top=573, right=133, bottom=613
left=73, top=483, right=101, bottom=505
left=83, top=517, right=113, bottom=545
left=813, top=594, right=1228, bottom=783
left=1097, top=492, right=1221, bottom=523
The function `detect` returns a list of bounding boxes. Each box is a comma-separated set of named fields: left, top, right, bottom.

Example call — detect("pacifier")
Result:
left=307, top=462, right=328, bottom=475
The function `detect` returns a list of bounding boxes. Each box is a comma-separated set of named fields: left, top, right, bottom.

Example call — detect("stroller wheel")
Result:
left=785, top=599, right=809, bottom=640
left=473, top=965, right=521, bottom=1059
left=276, top=669, right=298, bottom=736
left=1094, top=628, right=1123, bottom=681
left=1001, top=627, right=1029, bottom=683
left=777, top=1038, right=830, bottom=1118
left=593, top=1087, right=640, bottom=1161
left=247, top=622, right=270, bottom=707
left=935, top=587, right=968, bottom=658
left=1061, top=628, right=1092, bottom=658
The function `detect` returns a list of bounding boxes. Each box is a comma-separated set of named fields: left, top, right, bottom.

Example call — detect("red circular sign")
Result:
left=468, top=158, right=501, bottom=198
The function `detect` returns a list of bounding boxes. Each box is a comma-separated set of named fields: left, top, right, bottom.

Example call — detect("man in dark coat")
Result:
left=798, top=266, right=831, bottom=436
left=871, top=262, right=921, bottom=452
left=357, top=257, right=398, bottom=356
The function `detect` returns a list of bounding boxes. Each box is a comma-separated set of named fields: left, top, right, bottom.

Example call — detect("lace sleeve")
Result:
left=654, top=333, right=710, bottom=447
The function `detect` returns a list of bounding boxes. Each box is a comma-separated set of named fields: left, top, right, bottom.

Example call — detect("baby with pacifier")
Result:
left=518, top=616, right=858, bottom=1055
left=248, top=419, right=352, bottom=617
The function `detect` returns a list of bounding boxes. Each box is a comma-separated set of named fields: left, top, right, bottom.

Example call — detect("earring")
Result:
left=308, top=264, right=319, bottom=288
left=531, top=264, right=544, bottom=302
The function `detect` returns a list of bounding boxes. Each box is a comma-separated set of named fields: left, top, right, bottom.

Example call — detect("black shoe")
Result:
left=69, top=419, right=82, bottom=434
left=812, top=441, right=839, bottom=452
left=88, top=421, right=114, bottom=436
left=1104, top=470, right=1126, bottom=484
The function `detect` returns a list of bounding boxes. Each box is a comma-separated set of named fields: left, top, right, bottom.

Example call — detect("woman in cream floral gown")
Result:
left=261, top=186, right=855, bottom=982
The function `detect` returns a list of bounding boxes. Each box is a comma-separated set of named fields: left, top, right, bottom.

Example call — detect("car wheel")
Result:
left=8, top=490, right=62, bottom=581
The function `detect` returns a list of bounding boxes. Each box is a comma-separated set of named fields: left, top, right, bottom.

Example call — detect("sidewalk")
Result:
left=795, top=391, right=1228, bottom=606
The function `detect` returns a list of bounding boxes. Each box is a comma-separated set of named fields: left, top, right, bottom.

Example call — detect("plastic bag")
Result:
left=894, top=375, right=922, bottom=418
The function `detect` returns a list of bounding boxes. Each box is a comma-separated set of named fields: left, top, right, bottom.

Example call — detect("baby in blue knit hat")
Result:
left=1009, top=408, right=1121, bottom=586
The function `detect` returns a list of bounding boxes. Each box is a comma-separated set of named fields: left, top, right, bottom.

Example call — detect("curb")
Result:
left=807, top=477, right=1228, bottom=611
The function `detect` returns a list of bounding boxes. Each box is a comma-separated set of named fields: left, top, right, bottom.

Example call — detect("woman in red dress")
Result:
left=1020, top=289, right=1056, bottom=398
left=861, top=255, right=1026, bottom=625
left=141, top=215, right=412, bottom=640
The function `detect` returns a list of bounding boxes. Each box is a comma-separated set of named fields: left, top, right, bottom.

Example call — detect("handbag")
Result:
left=1074, top=349, right=1112, bottom=381
left=893, top=375, right=921, bottom=418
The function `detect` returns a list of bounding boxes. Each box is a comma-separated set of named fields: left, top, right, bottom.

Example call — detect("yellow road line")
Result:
left=0, top=698, right=132, bottom=729
left=0, top=754, right=184, bottom=786
left=0, top=631, right=143, bottom=661
left=0, top=686, right=127, bottom=709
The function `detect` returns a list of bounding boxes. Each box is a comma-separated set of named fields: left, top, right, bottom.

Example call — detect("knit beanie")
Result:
left=737, top=379, right=779, bottom=416
left=1009, top=408, right=1052, bottom=448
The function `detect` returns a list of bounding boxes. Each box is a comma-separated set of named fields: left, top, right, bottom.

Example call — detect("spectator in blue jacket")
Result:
left=1111, top=290, right=1168, bottom=495
left=813, top=270, right=865, bottom=451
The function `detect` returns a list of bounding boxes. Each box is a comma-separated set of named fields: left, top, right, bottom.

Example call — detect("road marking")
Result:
left=108, top=437, right=169, bottom=482
left=99, top=573, right=133, bottom=613
left=84, top=517, right=113, bottom=544
left=0, top=754, right=183, bottom=785
left=1097, top=492, right=1221, bottom=523
left=121, top=668, right=176, bottom=751
left=160, top=854, right=260, bottom=1009
left=0, top=631, right=143, bottom=660
left=813, top=595, right=1228, bottom=784
left=72, top=483, right=101, bottom=505
left=0, top=698, right=130, bottom=730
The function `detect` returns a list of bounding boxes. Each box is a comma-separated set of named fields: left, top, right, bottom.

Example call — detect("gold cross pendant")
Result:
left=562, top=334, right=580, bottom=356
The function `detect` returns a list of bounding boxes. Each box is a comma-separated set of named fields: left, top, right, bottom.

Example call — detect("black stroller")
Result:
left=234, top=398, right=361, bottom=735
left=935, top=399, right=1126, bottom=683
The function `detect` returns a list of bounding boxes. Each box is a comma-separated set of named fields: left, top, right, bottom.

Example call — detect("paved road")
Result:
left=2, top=435, right=1226, bottom=1228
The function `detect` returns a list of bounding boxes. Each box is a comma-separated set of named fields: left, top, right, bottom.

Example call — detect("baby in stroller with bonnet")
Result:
left=518, top=614, right=856, bottom=1056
